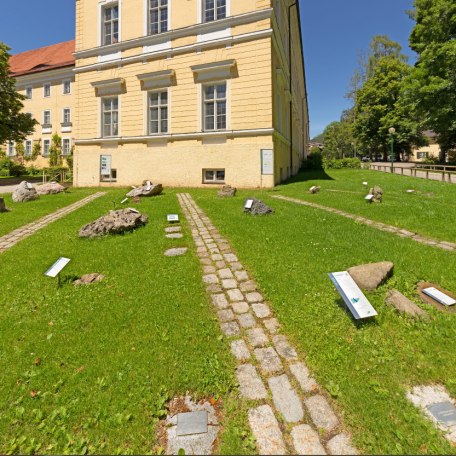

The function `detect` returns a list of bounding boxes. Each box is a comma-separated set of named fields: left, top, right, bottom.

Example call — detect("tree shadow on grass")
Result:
left=274, top=169, right=335, bottom=189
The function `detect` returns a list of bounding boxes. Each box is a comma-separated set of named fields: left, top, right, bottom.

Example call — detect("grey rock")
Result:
left=165, top=247, right=188, bottom=257
left=254, top=347, right=283, bottom=375
left=244, top=198, right=274, bottom=216
left=165, top=226, right=181, bottom=233
left=248, top=405, right=286, bottom=455
left=236, top=364, right=267, bottom=399
left=368, top=185, right=383, bottom=203
left=309, top=186, right=321, bottom=194
left=217, top=185, right=237, bottom=197
left=73, top=273, right=104, bottom=286
left=291, top=424, right=326, bottom=455
left=126, top=182, right=163, bottom=197
left=327, top=434, right=358, bottom=455
left=12, top=181, right=39, bottom=203
left=385, top=289, right=429, bottom=320
left=230, top=339, right=250, bottom=361
left=268, top=374, right=304, bottom=422
left=36, top=182, right=66, bottom=195
left=166, top=233, right=183, bottom=239
left=305, top=395, right=339, bottom=432
left=348, top=261, right=394, bottom=291
left=79, top=208, right=148, bottom=238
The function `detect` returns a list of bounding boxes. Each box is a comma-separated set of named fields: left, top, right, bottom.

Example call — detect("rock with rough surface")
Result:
left=126, top=183, right=163, bottom=197
left=73, top=273, right=105, bottom=286
left=12, top=181, right=39, bottom=203
left=368, top=185, right=383, bottom=203
left=0, top=197, right=9, bottom=212
left=385, top=289, right=429, bottom=320
left=244, top=198, right=274, bottom=216
left=36, top=182, right=66, bottom=195
left=218, top=185, right=237, bottom=197
left=79, top=208, right=148, bottom=238
left=348, top=261, right=394, bottom=291
left=309, top=186, right=321, bottom=194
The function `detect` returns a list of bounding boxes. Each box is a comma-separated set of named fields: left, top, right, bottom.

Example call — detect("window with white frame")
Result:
left=26, top=86, right=33, bottom=99
left=203, top=0, right=226, bottom=22
left=63, top=79, right=71, bottom=95
left=7, top=141, right=15, bottom=156
left=25, top=140, right=32, bottom=156
left=102, top=3, right=119, bottom=45
left=102, top=97, right=119, bottom=137
left=43, top=110, right=51, bottom=126
left=203, top=82, right=227, bottom=131
left=203, top=169, right=225, bottom=183
left=149, top=0, right=168, bottom=34
left=43, top=83, right=51, bottom=97
left=63, top=108, right=71, bottom=124
left=62, top=138, right=71, bottom=155
left=417, top=152, right=429, bottom=159
left=43, top=139, right=50, bottom=156
left=148, top=91, right=168, bottom=134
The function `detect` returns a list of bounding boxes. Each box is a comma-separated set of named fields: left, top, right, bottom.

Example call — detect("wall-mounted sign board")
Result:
left=423, top=287, right=456, bottom=306
left=328, top=271, right=378, bottom=320
left=167, top=214, right=179, bottom=223
left=45, top=257, right=71, bottom=278
left=261, top=149, right=274, bottom=175
left=244, top=199, right=254, bottom=209
left=100, top=155, right=112, bottom=176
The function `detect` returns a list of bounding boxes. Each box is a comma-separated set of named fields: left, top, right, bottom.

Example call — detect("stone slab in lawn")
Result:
left=348, top=261, right=394, bottom=291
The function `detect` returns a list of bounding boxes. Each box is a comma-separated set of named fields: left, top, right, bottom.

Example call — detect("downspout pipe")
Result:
left=288, top=2, right=297, bottom=176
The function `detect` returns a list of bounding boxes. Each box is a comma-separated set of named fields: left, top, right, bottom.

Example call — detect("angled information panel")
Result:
left=423, top=287, right=456, bottom=306
left=167, top=214, right=179, bottom=223
left=45, top=257, right=71, bottom=278
left=328, top=271, right=378, bottom=320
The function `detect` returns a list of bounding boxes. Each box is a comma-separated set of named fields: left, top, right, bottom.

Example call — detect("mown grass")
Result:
left=0, top=188, right=96, bottom=237
left=0, top=189, right=253, bottom=455
left=274, top=169, right=456, bottom=242
left=193, top=187, right=456, bottom=455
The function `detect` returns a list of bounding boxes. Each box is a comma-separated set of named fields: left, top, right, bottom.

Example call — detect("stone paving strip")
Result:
left=177, top=192, right=357, bottom=455
left=272, top=195, right=456, bottom=252
left=0, top=192, right=106, bottom=254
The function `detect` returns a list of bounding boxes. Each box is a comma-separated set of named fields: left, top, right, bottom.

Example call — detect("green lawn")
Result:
left=0, top=189, right=252, bottom=455
left=274, top=169, right=456, bottom=242
left=0, top=188, right=97, bottom=237
left=193, top=180, right=456, bottom=455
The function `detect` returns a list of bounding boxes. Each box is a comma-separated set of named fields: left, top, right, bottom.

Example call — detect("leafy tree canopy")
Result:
left=0, top=42, right=37, bottom=145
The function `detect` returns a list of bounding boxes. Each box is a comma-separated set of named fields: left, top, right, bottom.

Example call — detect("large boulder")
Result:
left=12, top=181, right=39, bottom=203
left=244, top=198, right=274, bottom=216
left=218, top=185, right=237, bottom=198
left=0, top=197, right=9, bottom=213
left=79, top=208, right=148, bottom=238
left=36, top=182, right=66, bottom=195
left=348, top=261, right=394, bottom=291
left=385, top=289, right=429, bottom=320
left=126, top=183, right=163, bottom=198
left=368, top=185, right=383, bottom=203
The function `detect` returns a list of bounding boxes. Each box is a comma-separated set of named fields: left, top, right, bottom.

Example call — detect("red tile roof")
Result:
left=9, top=40, right=75, bottom=77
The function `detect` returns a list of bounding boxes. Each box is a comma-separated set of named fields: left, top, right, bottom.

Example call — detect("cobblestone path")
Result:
left=272, top=195, right=456, bottom=252
left=0, top=192, right=106, bottom=254
left=177, top=193, right=357, bottom=455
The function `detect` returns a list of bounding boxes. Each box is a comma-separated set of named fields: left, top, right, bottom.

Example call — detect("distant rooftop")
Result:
left=9, top=40, right=75, bottom=77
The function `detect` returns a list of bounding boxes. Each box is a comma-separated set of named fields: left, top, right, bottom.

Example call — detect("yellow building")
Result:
left=410, top=130, right=441, bottom=162
left=73, top=0, right=309, bottom=188
left=6, top=41, right=76, bottom=168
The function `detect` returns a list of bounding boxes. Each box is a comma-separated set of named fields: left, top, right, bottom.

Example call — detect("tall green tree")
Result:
left=400, top=0, right=456, bottom=160
left=0, top=42, right=37, bottom=145
left=352, top=37, right=425, bottom=160
left=322, top=120, right=354, bottom=159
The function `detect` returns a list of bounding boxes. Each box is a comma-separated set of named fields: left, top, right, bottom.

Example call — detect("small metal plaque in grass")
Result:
left=167, top=214, right=179, bottom=223
left=427, top=401, right=456, bottom=426
left=176, top=411, right=208, bottom=436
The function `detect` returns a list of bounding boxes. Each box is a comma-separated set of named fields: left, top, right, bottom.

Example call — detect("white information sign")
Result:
left=100, top=155, right=112, bottom=176
left=121, top=198, right=129, bottom=204
left=261, top=149, right=274, bottom=175
left=423, top=287, right=456, bottom=306
left=26, top=182, right=33, bottom=190
left=328, top=271, right=378, bottom=320
left=145, top=180, right=152, bottom=191
left=167, top=214, right=179, bottom=223
left=245, top=199, right=254, bottom=209
left=365, top=194, right=374, bottom=201
left=45, top=257, right=71, bottom=278
left=362, top=181, right=368, bottom=186
left=309, top=186, right=318, bottom=193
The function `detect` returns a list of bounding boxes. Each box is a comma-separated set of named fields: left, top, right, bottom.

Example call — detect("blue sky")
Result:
left=0, top=0, right=415, bottom=138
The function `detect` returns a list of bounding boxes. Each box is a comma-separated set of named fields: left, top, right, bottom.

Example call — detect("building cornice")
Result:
left=74, top=8, right=273, bottom=59
left=73, top=29, right=273, bottom=74
left=74, top=128, right=274, bottom=145
left=15, top=67, right=75, bottom=88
